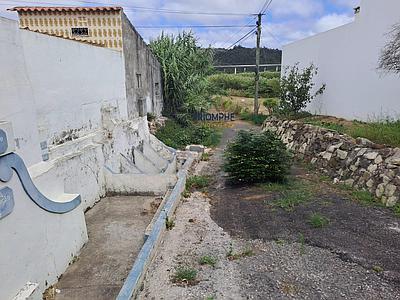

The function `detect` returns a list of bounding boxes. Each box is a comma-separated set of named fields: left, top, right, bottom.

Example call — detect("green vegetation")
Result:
left=155, top=119, right=221, bottom=150
left=172, top=266, right=198, bottom=285
left=301, top=117, right=400, bottom=148
left=226, top=243, right=254, bottom=261
left=351, top=190, right=376, bottom=205
left=224, top=130, right=291, bottom=184
left=199, top=255, right=217, bottom=267
left=150, top=32, right=213, bottom=117
left=372, top=265, right=384, bottom=273
left=264, top=180, right=314, bottom=211
left=279, top=64, right=325, bottom=116
left=165, top=217, right=175, bottom=230
left=207, top=72, right=280, bottom=99
left=240, top=111, right=268, bottom=125
left=186, top=175, right=211, bottom=191
left=308, top=213, right=330, bottom=228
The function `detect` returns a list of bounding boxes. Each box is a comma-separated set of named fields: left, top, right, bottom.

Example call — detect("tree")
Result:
left=279, top=63, right=326, bottom=115
left=378, top=23, right=400, bottom=75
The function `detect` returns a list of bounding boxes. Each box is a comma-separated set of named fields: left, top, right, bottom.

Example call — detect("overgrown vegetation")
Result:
left=186, top=175, right=211, bottom=191
left=150, top=32, right=213, bottom=117
left=155, top=119, right=221, bottom=150
left=278, top=63, right=326, bottom=116
left=264, top=180, right=314, bottom=211
left=224, top=130, right=291, bottom=184
left=302, top=117, right=400, bottom=147
left=172, top=266, right=198, bottom=285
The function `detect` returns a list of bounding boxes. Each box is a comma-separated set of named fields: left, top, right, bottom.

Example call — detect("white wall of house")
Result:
left=282, top=0, right=400, bottom=121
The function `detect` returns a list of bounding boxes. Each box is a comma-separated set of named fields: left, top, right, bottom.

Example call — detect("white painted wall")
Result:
left=282, top=0, right=400, bottom=121
left=20, top=26, right=128, bottom=146
left=0, top=17, right=176, bottom=299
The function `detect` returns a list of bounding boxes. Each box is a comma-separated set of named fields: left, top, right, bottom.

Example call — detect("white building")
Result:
left=282, top=0, right=400, bottom=121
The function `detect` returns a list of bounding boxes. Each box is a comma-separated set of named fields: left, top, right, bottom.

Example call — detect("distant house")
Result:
left=10, top=6, right=164, bottom=118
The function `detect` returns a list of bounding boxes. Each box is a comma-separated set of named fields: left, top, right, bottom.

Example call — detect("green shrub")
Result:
left=240, top=112, right=268, bottom=125
left=155, top=120, right=221, bottom=150
left=224, top=130, right=291, bottom=183
left=263, top=98, right=280, bottom=114
left=279, top=63, right=326, bottom=115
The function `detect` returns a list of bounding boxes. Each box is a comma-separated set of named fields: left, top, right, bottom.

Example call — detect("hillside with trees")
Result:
left=212, top=46, right=282, bottom=65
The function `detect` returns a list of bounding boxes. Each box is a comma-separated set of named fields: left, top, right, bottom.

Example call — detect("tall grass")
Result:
left=303, top=117, right=400, bottom=147
left=150, top=32, right=213, bottom=116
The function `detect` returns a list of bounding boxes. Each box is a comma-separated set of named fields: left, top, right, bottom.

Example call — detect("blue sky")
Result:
left=0, top=0, right=361, bottom=48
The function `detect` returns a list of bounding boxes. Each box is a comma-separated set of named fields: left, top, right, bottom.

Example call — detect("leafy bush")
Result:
left=224, top=130, right=291, bottom=183
left=240, top=112, right=268, bottom=125
left=279, top=63, right=326, bottom=115
left=263, top=98, right=280, bottom=114
left=150, top=32, right=213, bottom=116
left=155, top=120, right=221, bottom=150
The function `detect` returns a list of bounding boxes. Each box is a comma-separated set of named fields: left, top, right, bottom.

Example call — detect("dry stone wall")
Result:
left=263, top=118, right=400, bottom=207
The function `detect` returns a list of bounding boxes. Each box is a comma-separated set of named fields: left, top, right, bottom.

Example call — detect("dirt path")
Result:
left=139, top=121, right=400, bottom=299
left=47, top=196, right=156, bottom=300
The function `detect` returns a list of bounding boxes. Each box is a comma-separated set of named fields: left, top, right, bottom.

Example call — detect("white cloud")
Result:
left=315, top=13, right=353, bottom=33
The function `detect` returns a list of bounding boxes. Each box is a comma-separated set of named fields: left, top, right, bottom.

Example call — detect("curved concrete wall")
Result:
left=282, top=0, right=400, bottom=121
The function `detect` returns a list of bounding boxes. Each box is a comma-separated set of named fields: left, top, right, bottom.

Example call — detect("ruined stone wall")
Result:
left=263, top=119, right=400, bottom=207
left=121, top=13, right=163, bottom=119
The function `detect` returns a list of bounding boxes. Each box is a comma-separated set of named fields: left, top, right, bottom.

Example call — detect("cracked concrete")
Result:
left=50, top=196, right=156, bottom=300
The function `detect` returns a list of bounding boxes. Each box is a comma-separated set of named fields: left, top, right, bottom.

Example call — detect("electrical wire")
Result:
left=227, top=27, right=257, bottom=49
left=2, top=0, right=255, bottom=16
left=136, top=25, right=255, bottom=29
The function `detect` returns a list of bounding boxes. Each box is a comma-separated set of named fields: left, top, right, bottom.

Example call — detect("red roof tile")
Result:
left=8, top=6, right=122, bottom=12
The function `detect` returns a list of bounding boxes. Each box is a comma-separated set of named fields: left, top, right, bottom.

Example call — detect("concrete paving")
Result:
left=53, top=196, right=155, bottom=300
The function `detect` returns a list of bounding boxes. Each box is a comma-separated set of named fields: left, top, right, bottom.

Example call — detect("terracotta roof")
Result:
left=8, top=6, right=122, bottom=12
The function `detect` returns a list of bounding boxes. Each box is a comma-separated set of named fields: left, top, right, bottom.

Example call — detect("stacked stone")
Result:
left=263, top=118, right=400, bottom=207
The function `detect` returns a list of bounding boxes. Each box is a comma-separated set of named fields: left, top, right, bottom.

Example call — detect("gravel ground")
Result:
left=138, top=121, right=400, bottom=299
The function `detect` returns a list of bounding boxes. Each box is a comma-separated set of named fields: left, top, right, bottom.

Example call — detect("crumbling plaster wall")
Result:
left=121, top=13, right=163, bottom=119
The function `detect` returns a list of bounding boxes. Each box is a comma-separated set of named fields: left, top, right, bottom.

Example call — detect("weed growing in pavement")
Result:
left=165, top=217, right=175, bottom=230
left=186, top=175, right=211, bottom=191
left=275, top=239, right=285, bottom=245
left=226, top=245, right=254, bottom=261
left=308, top=213, right=330, bottom=228
left=201, top=152, right=211, bottom=161
left=172, top=266, right=198, bottom=285
left=199, top=255, right=217, bottom=267
left=372, top=265, right=384, bottom=273
left=205, top=296, right=216, bottom=300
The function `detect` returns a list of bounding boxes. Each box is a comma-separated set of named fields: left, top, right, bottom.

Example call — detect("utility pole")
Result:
left=254, top=13, right=262, bottom=115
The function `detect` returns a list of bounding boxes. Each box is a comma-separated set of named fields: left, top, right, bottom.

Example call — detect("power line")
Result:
left=2, top=0, right=256, bottom=16
left=219, top=16, right=257, bottom=48
left=227, top=28, right=257, bottom=49
left=136, top=25, right=255, bottom=29
left=261, top=0, right=273, bottom=14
